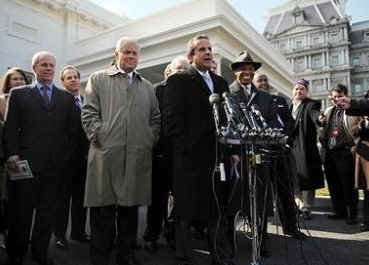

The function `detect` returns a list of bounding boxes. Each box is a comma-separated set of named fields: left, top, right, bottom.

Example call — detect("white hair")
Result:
left=170, top=55, right=189, bottom=69
left=115, top=37, right=140, bottom=52
left=31, top=51, right=56, bottom=68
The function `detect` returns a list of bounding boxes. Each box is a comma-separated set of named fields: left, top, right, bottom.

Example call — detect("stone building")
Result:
left=264, top=0, right=369, bottom=107
left=1, top=0, right=294, bottom=96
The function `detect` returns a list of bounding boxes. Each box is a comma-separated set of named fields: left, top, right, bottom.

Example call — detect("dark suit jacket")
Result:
left=347, top=99, right=369, bottom=116
left=229, top=81, right=277, bottom=127
left=272, top=95, right=295, bottom=138
left=163, top=66, right=228, bottom=220
left=291, top=98, right=324, bottom=190
left=4, top=84, right=79, bottom=174
left=73, top=95, right=89, bottom=161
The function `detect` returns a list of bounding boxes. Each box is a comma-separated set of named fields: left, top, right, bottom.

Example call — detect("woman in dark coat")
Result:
left=291, top=79, right=324, bottom=220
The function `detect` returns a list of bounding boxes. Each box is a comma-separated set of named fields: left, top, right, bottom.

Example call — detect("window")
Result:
left=312, top=33, right=322, bottom=45
left=279, top=40, right=287, bottom=50
left=352, top=56, right=360, bottom=66
left=295, top=57, right=305, bottom=72
left=329, top=31, right=339, bottom=43
left=364, top=31, right=369, bottom=41
left=312, top=54, right=322, bottom=69
left=296, top=14, right=304, bottom=24
left=353, top=83, right=363, bottom=94
left=312, top=79, right=325, bottom=93
left=296, top=40, right=303, bottom=49
left=330, top=54, right=340, bottom=66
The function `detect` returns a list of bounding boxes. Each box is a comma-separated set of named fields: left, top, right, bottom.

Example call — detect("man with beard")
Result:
left=163, top=35, right=235, bottom=265
left=253, top=73, right=306, bottom=240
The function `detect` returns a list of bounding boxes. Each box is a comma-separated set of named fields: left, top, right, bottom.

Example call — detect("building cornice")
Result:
left=23, top=0, right=126, bottom=28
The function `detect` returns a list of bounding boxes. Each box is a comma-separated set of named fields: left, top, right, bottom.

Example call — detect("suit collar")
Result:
left=30, top=84, right=59, bottom=111
left=106, top=65, right=142, bottom=81
left=188, top=66, right=213, bottom=95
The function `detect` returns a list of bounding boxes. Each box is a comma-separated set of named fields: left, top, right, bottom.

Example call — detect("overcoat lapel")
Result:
left=30, top=85, right=49, bottom=111
left=189, top=66, right=211, bottom=96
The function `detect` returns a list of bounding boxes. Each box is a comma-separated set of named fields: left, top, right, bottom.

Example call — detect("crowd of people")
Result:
left=0, top=34, right=368, bottom=265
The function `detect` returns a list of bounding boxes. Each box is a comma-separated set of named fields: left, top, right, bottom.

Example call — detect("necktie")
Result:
left=75, top=97, right=81, bottom=109
left=203, top=74, right=214, bottom=93
left=41, top=86, right=49, bottom=104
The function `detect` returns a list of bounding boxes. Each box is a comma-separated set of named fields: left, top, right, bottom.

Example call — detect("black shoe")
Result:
left=55, top=237, right=69, bottom=250
left=144, top=240, right=158, bottom=253
left=359, top=222, right=369, bottom=232
left=284, top=229, right=307, bottom=240
left=327, top=213, right=347, bottom=220
left=346, top=218, right=358, bottom=225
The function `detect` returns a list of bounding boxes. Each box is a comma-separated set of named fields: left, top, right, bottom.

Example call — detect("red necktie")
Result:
left=41, top=86, right=49, bottom=104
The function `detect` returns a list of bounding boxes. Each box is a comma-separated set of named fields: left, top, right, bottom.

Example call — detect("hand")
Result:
left=319, top=114, right=326, bottom=124
left=335, top=96, right=351, bottom=109
left=7, top=155, right=20, bottom=171
left=231, top=154, right=240, bottom=164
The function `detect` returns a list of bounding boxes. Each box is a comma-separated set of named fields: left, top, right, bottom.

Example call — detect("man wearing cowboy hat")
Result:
left=229, top=51, right=275, bottom=121
left=228, top=51, right=276, bottom=257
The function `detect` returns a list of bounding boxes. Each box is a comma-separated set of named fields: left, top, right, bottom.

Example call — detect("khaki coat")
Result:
left=81, top=66, right=160, bottom=207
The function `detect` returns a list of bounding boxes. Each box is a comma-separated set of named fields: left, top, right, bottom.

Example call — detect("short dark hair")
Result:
left=187, top=35, right=209, bottom=56
left=59, top=65, right=80, bottom=81
left=330, top=83, right=348, bottom=95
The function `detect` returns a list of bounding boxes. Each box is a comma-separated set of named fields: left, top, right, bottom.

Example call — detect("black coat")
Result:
left=163, top=66, right=228, bottom=220
left=347, top=99, right=369, bottom=116
left=291, top=98, right=324, bottom=190
left=229, top=81, right=277, bottom=127
left=4, top=84, right=79, bottom=173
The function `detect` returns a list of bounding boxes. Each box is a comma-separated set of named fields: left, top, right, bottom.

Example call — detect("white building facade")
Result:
left=1, top=0, right=295, bottom=96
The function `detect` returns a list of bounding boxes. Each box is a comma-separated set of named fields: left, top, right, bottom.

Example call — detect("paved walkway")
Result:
left=20, top=205, right=369, bottom=265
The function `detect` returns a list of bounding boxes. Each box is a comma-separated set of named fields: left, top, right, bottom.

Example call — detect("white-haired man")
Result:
left=81, top=37, right=160, bottom=265
left=4, top=51, right=79, bottom=265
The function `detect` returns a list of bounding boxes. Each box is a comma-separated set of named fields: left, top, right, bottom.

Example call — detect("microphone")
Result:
left=209, top=93, right=221, bottom=136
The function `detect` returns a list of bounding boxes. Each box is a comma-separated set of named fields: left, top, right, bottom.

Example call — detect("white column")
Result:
left=212, top=54, right=222, bottom=76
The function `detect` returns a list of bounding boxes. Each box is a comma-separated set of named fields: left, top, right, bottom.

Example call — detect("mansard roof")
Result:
left=264, top=0, right=341, bottom=36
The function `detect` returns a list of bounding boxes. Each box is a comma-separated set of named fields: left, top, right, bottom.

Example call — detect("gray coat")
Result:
left=81, top=66, right=160, bottom=207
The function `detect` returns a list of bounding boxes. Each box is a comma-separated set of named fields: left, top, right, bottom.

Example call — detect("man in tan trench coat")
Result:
left=81, top=37, right=160, bottom=265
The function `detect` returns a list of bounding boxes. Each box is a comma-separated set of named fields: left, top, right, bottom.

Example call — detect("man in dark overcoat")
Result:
left=291, top=79, right=324, bottom=220
left=163, top=35, right=234, bottom=265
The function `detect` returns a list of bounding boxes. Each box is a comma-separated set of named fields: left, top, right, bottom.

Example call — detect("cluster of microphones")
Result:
left=209, top=91, right=288, bottom=147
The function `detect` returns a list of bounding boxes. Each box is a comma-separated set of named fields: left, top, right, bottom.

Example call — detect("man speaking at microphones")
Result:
left=163, top=35, right=235, bottom=265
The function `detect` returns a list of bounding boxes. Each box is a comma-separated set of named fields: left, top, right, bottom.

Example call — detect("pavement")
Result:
left=20, top=197, right=369, bottom=265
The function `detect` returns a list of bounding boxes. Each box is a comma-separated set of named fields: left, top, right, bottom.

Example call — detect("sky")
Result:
left=90, top=0, right=369, bottom=33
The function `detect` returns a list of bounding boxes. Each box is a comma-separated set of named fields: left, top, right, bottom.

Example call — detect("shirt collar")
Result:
left=117, top=65, right=133, bottom=80
left=196, top=68, right=210, bottom=79
left=106, top=65, right=142, bottom=80
left=35, top=81, right=53, bottom=91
